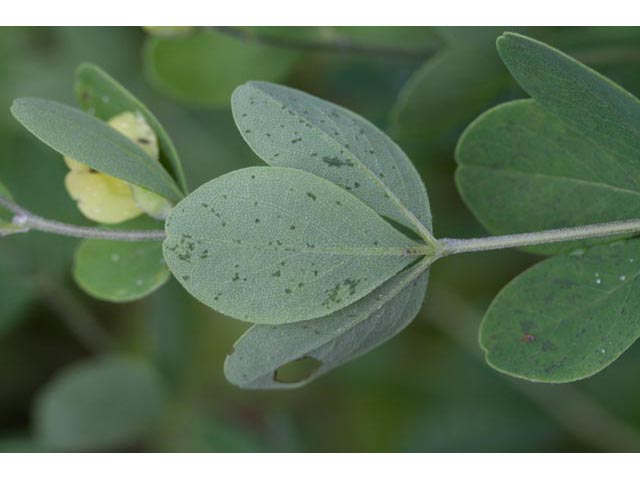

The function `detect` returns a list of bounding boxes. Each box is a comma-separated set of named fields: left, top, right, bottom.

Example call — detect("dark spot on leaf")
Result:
left=322, top=156, right=353, bottom=168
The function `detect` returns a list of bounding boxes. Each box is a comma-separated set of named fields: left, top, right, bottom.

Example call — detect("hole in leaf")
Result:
left=273, top=356, right=322, bottom=384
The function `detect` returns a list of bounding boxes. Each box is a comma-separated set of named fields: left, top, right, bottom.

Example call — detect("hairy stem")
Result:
left=0, top=196, right=166, bottom=242
left=437, top=218, right=640, bottom=257
left=211, top=26, right=440, bottom=60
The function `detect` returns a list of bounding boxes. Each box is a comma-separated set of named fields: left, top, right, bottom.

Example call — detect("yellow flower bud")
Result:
left=64, top=111, right=173, bottom=224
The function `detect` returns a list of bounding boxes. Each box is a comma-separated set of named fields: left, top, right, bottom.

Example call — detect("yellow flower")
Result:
left=64, top=111, right=172, bottom=224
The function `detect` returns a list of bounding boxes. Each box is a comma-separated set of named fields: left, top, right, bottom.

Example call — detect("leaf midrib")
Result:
left=166, top=234, right=430, bottom=257
left=461, top=164, right=640, bottom=198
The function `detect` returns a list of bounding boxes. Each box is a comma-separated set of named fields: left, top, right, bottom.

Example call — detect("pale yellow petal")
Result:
left=108, top=111, right=159, bottom=160
left=65, top=171, right=142, bottom=224
left=131, top=185, right=173, bottom=220
left=64, top=156, right=90, bottom=172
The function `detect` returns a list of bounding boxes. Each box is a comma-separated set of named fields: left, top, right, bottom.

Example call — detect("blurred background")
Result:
left=2, top=26, right=640, bottom=452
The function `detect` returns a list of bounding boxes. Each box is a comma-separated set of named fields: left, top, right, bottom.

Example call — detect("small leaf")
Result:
left=224, top=259, right=429, bottom=389
left=74, top=63, right=188, bottom=193
left=163, top=167, right=430, bottom=324
left=231, top=81, right=432, bottom=239
left=144, top=29, right=299, bottom=107
left=34, top=355, right=168, bottom=451
left=456, top=100, right=640, bottom=254
left=497, top=32, right=640, bottom=169
left=10, top=98, right=183, bottom=203
left=73, top=219, right=170, bottom=302
left=481, top=239, right=640, bottom=382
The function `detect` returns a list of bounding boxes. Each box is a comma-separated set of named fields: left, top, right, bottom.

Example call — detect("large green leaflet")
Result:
left=456, top=100, right=640, bottom=255
left=10, top=98, right=183, bottom=203
left=497, top=32, right=640, bottom=165
left=231, top=81, right=432, bottom=238
left=481, top=240, right=640, bottom=382
left=74, top=238, right=169, bottom=303
left=144, top=29, right=299, bottom=107
left=164, top=167, right=427, bottom=324
left=34, top=355, right=167, bottom=451
left=225, top=259, right=429, bottom=388
left=74, top=63, right=188, bottom=193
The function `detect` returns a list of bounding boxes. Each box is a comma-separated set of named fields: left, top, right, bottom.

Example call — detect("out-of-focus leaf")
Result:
left=74, top=63, right=188, bottom=193
left=456, top=100, right=640, bottom=255
left=73, top=218, right=170, bottom=302
left=164, top=167, right=428, bottom=324
left=144, top=29, right=299, bottom=107
left=10, top=98, right=183, bottom=203
left=390, top=27, right=514, bottom=147
left=481, top=240, right=640, bottom=382
left=232, top=81, right=432, bottom=237
left=225, top=259, right=428, bottom=388
left=34, top=355, right=168, bottom=451
left=391, top=48, right=510, bottom=143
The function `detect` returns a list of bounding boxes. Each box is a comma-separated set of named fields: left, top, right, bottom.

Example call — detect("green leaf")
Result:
left=497, top=32, right=640, bottom=172
left=225, top=259, right=429, bottom=388
left=232, top=81, right=432, bottom=239
left=74, top=63, right=188, bottom=194
left=163, top=167, right=430, bottom=324
left=144, top=29, right=299, bottom=107
left=480, top=239, right=640, bottom=382
left=456, top=100, right=640, bottom=254
left=74, top=231, right=170, bottom=303
left=10, top=98, right=183, bottom=203
left=34, top=355, right=167, bottom=451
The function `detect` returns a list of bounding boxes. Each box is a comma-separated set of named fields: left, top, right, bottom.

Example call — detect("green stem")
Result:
left=0, top=196, right=166, bottom=242
left=211, top=26, right=440, bottom=60
left=437, top=218, right=640, bottom=257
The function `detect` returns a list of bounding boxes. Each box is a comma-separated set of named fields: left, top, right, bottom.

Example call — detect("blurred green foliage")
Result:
left=2, top=26, right=640, bottom=452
